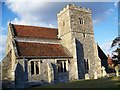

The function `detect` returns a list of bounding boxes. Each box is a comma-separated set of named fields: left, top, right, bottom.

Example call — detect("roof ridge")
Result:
left=16, top=41, right=61, bottom=45
left=11, top=23, right=59, bottom=39
left=12, top=23, right=58, bottom=30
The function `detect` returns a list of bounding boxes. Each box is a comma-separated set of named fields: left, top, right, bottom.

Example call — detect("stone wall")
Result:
left=1, top=50, right=15, bottom=88
left=28, top=59, right=70, bottom=82
left=69, top=5, right=102, bottom=78
left=57, top=4, right=102, bottom=79
left=57, top=5, right=79, bottom=80
left=6, top=25, right=13, bottom=54
left=2, top=50, right=12, bottom=80
left=14, top=58, right=70, bottom=87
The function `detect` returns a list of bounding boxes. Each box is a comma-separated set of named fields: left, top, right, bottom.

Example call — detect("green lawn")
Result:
left=33, top=77, right=120, bottom=88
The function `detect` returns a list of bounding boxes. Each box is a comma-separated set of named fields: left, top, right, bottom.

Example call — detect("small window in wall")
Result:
left=86, top=59, right=89, bottom=71
left=79, top=18, right=84, bottom=25
left=31, top=61, right=34, bottom=75
left=83, top=33, right=85, bottom=38
left=35, top=61, right=39, bottom=74
left=63, top=20, right=65, bottom=27
left=84, top=59, right=89, bottom=73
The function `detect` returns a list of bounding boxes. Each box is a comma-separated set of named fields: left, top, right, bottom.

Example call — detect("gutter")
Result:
left=16, top=56, right=73, bottom=59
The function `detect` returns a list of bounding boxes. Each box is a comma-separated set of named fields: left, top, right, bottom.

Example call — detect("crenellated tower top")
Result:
left=57, top=4, right=91, bottom=17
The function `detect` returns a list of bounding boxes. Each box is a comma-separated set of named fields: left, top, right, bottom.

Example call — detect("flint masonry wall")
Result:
left=57, top=5, right=79, bottom=80
left=70, top=9, right=94, bottom=77
left=1, top=50, right=14, bottom=88
left=27, top=59, right=55, bottom=83
left=57, top=4, right=101, bottom=79
left=2, top=50, right=12, bottom=80
left=15, top=58, right=70, bottom=87
left=6, top=25, right=13, bottom=54
left=27, top=59, right=70, bottom=83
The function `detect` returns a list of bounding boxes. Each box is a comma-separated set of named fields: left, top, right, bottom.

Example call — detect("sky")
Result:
left=0, top=0, right=119, bottom=61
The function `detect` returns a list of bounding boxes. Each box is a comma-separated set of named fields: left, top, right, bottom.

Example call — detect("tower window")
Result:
left=86, top=59, right=89, bottom=71
left=83, top=33, right=85, bottom=38
left=84, top=59, right=89, bottom=73
left=63, top=20, right=65, bottom=27
left=79, top=18, right=84, bottom=25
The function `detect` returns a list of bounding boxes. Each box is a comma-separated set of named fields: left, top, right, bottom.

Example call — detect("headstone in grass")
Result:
left=101, top=66, right=107, bottom=77
left=85, top=73, right=89, bottom=80
left=94, top=71, right=98, bottom=79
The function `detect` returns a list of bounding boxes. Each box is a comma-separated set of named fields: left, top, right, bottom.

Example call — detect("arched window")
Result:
left=79, top=18, right=84, bottom=25
left=57, top=60, right=67, bottom=73
left=31, top=61, right=40, bottom=75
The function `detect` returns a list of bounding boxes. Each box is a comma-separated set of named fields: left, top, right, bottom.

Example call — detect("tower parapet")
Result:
left=57, top=4, right=91, bottom=17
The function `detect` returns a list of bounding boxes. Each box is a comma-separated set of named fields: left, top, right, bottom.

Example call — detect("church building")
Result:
left=2, top=4, right=109, bottom=88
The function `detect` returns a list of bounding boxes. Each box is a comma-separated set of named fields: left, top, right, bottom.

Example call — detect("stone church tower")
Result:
left=57, top=4, right=101, bottom=79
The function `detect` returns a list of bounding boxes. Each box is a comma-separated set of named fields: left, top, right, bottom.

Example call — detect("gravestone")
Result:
left=101, top=66, right=107, bottom=77
left=94, top=71, right=98, bottom=79
left=85, top=73, right=89, bottom=80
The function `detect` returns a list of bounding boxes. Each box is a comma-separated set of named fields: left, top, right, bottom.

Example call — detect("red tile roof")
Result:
left=12, top=24, right=58, bottom=39
left=16, top=41, right=70, bottom=58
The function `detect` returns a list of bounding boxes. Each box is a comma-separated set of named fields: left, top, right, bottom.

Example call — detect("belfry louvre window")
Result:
left=57, top=60, right=67, bottom=73
left=79, top=18, right=84, bottom=25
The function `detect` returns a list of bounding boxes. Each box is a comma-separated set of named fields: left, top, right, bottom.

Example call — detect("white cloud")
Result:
left=119, top=22, right=120, bottom=26
left=114, top=1, right=118, bottom=7
left=10, top=18, right=56, bottom=28
left=105, top=9, right=114, bottom=15
left=5, top=1, right=114, bottom=28
left=93, top=19, right=101, bottom=25
left=93, top=20, right=97, bottom=25
left=0, top=27, right=5, bottom=33
left=93, top=8, right=114, bottom=25
left=0, top=26, right=7, bottom=61
left=99, top=41, right=112, bottom=56
left=99, top=39, right=120, bottom=58
left=0, top=34, right=7, bottom=61
left=6, top=0, right=57, bottom=28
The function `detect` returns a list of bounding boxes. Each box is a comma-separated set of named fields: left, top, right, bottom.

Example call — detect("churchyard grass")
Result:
left=32, top=76, right=120, bottom=88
